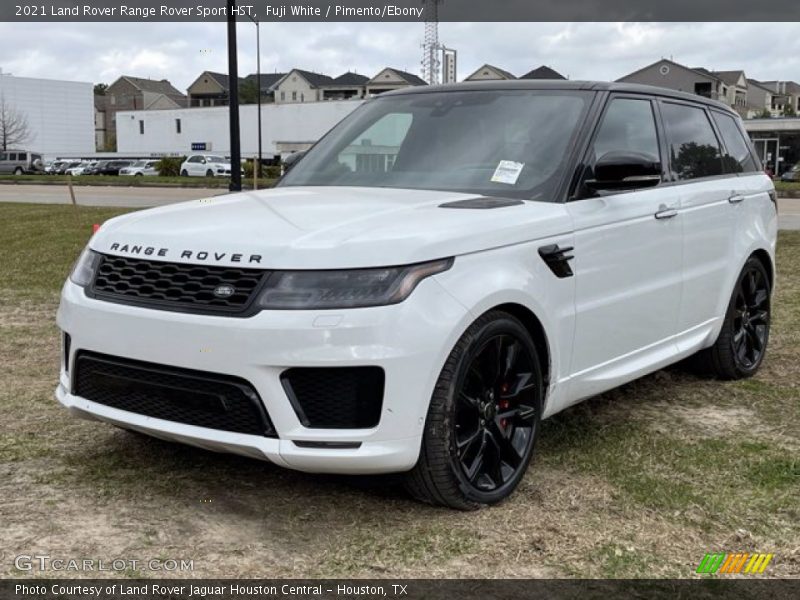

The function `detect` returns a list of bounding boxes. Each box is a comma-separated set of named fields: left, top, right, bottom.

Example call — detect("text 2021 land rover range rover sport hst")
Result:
left=56, top=81, right=777, bottom=509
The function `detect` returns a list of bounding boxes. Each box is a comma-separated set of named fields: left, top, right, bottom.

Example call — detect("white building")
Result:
left=0, top=73, right=94, bottom=158
left=117, top=100, right=363, bottom=158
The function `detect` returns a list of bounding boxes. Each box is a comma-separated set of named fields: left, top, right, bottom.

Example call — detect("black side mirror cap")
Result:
left=282, top=151, right=306, bottom=173
left=585, top=151, right=662, bottom=192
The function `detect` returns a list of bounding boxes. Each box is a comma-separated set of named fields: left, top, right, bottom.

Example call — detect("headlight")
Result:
left=256, top=258, right=454, bottom=310
left=69, top=248, right=101, bottom=287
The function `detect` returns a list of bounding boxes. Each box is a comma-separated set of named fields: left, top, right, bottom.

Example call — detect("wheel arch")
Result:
left=750, top=248, right=774, bottom=290
left=482, top=302, right=552, bottom=409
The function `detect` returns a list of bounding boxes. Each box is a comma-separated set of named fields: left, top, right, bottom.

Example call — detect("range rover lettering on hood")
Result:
left=108, top=242, right=263, bottom=264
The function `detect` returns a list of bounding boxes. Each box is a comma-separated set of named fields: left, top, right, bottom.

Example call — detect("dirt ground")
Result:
left=1, top=203, right=798, bottom=579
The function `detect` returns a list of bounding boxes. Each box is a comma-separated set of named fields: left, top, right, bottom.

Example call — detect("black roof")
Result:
left=332, top=71, right=370, bottom=86
left=519, top=65, right=566, bottom=80
left=380, top=79, right=735, bottom=113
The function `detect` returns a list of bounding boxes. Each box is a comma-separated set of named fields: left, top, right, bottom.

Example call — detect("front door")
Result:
left=565, top=96, right=683, bottom=402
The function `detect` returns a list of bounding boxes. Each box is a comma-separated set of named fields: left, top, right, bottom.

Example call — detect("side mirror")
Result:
left=585, top=151, right=662, bottom=192
left=282, top=151, right=306, bottom=174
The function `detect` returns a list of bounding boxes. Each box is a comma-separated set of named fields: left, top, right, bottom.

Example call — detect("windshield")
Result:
left=279, top=89, right=592, bottom=200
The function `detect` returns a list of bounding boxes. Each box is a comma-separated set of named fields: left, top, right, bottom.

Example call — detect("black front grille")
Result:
left=281, top=367, right=384, bottom=429
left=74, top=352, right=277, bottom=437
left=89, top=254, right=267, bottom=315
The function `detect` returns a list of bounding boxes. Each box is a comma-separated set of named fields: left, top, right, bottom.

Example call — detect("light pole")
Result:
left=248, top=14, right=263, bottom=186
left=226, top=0, right=242, bottom=192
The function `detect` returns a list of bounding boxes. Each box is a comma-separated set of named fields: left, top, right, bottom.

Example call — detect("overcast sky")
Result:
left=0, top=22, right=798, bottom=90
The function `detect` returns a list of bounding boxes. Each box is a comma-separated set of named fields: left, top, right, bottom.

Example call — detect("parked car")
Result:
left=120, top=160, right=159, bottom=177
left=780, top=164, right=799, bottom=182
left=57, top=81, right=777, bottom=509
left=95, top=160, right=133, bottom=176
left=180, top=154, right=234, bottom=177
left=65, top=162, right=96, bottom=176
left=0, top=150, right=44, bottom=175
left=56, top=161, right=82, bottom=175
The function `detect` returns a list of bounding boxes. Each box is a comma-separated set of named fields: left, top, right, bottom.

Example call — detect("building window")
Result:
left=176, top=118, right=182, bottom=134
left=300, top=93, right=305, bottom=102
left=139, top=120, right=145, bottom=135
left=292, top=91, right=297, bottom=101
left=280, top=91, right=285, bottom=101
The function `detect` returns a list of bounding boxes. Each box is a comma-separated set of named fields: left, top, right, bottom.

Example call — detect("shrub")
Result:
left=157, top=156, right=186, bottom=177
left=243, top=160, right=281, bottom=181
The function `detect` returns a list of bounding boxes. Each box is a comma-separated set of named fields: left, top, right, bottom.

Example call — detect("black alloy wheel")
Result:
left=731, top=263, right=770, bottom=370
left=691, top=256, right=771, bottom=379
left=405, top=311, right=543, bottom=509
left=454, top=334, right=538, bottom=493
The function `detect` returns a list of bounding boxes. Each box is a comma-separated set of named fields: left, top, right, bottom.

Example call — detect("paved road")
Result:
left=0, top=184, right=225, bottom=208
left=1, top=184, right=799, bottom=230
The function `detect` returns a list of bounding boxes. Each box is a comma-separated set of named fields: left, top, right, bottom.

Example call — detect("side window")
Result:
left=592, top=98, right=660, bottom=163
left=711, top=111, right=759, bottom=173
left=0, top=153, right=6, bottom=161
left=660, top=102, right=724, bottom=180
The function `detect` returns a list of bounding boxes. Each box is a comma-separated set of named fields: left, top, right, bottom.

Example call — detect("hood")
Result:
left=91, top=186, right=572, bottom=269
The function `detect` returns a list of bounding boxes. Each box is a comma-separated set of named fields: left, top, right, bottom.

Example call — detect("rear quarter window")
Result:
left=711, top=111, right=759, bottom=173
left=660, top=101, right=724, bottom=180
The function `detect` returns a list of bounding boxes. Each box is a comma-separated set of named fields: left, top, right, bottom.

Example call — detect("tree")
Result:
left=783, top=104, right=797, bottom=117
left=757, top=108, right=773, bottom=119
left=94, top=83, right=108, bottom=96
left=0, top=94, right=33, bottom=151
left=239, top=79, right=260, bottom=105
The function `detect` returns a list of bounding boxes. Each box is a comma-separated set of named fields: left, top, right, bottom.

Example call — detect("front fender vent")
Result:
left=538, top=244, right=575, bottom=278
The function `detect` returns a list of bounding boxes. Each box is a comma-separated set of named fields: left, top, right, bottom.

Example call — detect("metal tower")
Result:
left=421, top=0, right=442, bottom=85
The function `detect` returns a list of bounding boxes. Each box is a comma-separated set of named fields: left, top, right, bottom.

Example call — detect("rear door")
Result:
left=658, top=100, right=737, bottom=343
left=566, top=95, right=683, bottom=400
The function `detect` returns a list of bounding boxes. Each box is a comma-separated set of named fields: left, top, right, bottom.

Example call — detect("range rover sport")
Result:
left=56, top=81, right=777, bottom=509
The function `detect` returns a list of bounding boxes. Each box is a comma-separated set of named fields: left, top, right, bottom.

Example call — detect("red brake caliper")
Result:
left=499, top=383, right=510, bottom=429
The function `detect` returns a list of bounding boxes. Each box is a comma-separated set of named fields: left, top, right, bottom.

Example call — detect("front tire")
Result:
left=13, top=167, right=23, bottom=175
left=692, top=256, right=771, bottom=379
left=181, top=169, right=189, bottom=177
left=405, top=311, right=543, bottom=510
left=206, top=169, right=214, bottom=178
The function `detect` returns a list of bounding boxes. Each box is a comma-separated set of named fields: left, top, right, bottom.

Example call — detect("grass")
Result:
left=0, top=174, right=277, bottom=189
left=774, top=180, right=800, bottom=195
left=0, top=201, right=798, bottom=579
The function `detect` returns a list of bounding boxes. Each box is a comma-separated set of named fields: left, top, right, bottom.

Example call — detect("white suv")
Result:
left=57, top=82, right=777, bottom=509
left=180, top=154, right=233, bottom=177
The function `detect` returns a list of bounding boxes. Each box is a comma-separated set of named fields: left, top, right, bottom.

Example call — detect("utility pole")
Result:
left=248, top=14, right=263, bottom=186
left=227, top=0, right=242, bottom=192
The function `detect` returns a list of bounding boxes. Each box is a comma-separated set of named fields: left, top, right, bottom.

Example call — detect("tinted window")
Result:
left=711, top=111, right=759, bottom=173
left=592, top=98, right=660, bottom=163
left=660, top=102, right=724, bottom=180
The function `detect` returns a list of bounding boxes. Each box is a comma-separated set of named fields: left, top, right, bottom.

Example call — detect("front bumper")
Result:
left=56, top=276, right=469, bottom=474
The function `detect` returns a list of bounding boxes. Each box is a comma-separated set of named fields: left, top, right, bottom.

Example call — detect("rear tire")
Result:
left=181, top=169, right=189, bottom=177
left=13, top=167, right=23, bottom=175
left=691, top=256, right=771, bottom=379
left=405, top=311, right=543, bottom=510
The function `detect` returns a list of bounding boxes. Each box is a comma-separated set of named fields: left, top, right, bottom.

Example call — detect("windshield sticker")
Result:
left=491, top=160, right=524, bottom=185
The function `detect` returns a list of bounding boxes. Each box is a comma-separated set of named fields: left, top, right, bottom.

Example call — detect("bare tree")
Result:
left=0, top=94, right=33, bottom=151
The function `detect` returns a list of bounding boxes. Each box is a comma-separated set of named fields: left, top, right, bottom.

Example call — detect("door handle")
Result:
left=654, top=205, right=678, bottom=220
left=728, top=193, right=745, bottom=204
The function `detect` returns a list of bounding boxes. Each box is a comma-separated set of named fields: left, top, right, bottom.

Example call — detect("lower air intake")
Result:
left=281, top=367, right=385, bottom=429
left=74, top=351, right=277, bottom=437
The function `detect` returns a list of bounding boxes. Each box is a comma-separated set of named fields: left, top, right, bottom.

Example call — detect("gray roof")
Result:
left=712, top=70, right=746, bottom=86
left=290, top=69, right=335, bottom=87
left=121, top=75, right=184, bottom=96
left=386, top=68, right=428, bottom=86
left=519, top=66, right=566, bottom=80
left=245, top=72, right=286, bottom=91
left=331, top=71, right=370, bottom=86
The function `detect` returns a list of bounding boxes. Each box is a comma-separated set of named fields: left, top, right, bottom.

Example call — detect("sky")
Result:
left=0, top=22, right=798, bottom=91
